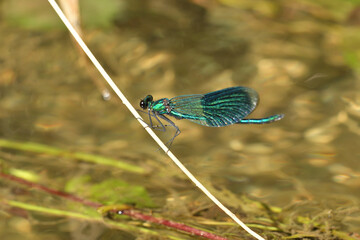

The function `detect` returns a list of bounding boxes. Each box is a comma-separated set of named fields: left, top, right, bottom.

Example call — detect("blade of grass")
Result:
left=0, top=139, right=144, bottom=174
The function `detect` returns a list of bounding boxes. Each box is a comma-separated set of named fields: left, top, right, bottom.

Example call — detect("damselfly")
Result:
left=140, top=87, right=284, bottom=147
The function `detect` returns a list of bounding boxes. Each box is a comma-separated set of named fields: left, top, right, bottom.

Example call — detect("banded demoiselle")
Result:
left=140, top=87, right=284, bottom=147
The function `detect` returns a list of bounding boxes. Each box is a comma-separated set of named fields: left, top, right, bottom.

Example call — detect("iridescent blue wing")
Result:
left=168, top=87, right=258, bottom=127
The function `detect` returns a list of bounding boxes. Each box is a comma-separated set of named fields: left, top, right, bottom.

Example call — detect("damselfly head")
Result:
left=140, top=95, right=153, bottom=109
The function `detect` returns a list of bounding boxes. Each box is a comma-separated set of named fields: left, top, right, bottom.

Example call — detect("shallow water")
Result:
left=1, top=1, right=360, bottom=239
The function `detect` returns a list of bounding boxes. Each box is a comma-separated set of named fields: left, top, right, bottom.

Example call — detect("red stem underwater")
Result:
left=1, top=171, right=229, bottom=240
left=0, top=172, right=102, bottom=208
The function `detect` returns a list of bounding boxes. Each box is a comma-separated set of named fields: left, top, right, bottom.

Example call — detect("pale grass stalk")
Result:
left=47, top=1, right=265, bottom=239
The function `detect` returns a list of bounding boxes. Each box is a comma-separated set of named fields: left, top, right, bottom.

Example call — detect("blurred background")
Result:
left=0, top=0, right=360, bottom=239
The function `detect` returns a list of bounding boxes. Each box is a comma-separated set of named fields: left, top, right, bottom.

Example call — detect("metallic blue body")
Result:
left=145, top=87, right=283, bottom=127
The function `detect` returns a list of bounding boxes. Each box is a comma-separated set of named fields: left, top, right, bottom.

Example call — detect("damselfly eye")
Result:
left=140, top=99, right=147, bottom=109
left=140, top=95, right=153, bottom=109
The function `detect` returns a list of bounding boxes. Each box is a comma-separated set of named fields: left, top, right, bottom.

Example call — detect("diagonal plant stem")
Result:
left=1, top=171, right=228, bottom=240
left=47, top=1, right=265, bottom=239
left=118, top=209, right=229, bottom=240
